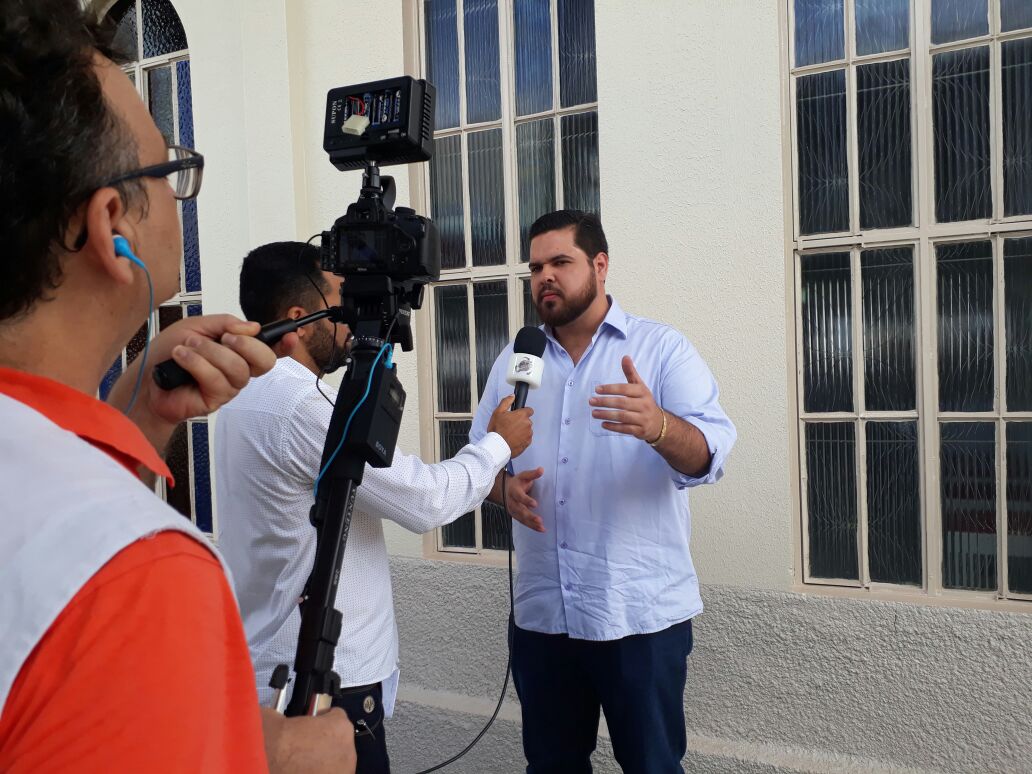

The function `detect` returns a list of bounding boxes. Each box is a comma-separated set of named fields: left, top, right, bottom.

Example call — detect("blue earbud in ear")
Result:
left=113, top=235, right=145, bottom=270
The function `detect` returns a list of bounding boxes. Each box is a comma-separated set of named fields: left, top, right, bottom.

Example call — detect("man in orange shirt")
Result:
left=0, top=1, right=355, bottom=771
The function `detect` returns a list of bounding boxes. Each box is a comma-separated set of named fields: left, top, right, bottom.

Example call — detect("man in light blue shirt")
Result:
left=470, top=210, right=736, bottom=773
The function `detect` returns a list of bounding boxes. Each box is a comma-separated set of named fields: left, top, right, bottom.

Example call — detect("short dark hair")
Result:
left=239, top=241, right=329, bottom=325
left=0, top=0, right=144, bottom=322
left=528, top=210, right=608, bottom=259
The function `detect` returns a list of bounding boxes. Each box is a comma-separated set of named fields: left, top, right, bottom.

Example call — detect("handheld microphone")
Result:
left=505, top=326, right=546, bottom=410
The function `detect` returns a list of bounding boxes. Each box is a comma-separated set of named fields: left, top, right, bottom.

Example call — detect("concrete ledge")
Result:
left=391, top=556, right=1032, bottom=772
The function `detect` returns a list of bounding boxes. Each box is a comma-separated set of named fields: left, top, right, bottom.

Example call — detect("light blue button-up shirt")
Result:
left=470, top=296, right=736, bottom=641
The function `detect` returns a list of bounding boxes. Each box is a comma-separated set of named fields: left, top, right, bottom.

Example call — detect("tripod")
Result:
left=280, top=276, right=409, bottom=717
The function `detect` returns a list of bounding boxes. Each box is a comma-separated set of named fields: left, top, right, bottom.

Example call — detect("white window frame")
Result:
left=781, top=0, right=1032, bottom=607
left=405, top=0, right=598, bottom=563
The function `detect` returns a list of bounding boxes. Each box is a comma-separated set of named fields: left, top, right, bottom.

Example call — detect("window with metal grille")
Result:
left=787, top=0, right=1032, bottom=600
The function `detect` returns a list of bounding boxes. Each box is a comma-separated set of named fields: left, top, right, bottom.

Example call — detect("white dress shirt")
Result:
left=216, top=357, right=510, bottom=711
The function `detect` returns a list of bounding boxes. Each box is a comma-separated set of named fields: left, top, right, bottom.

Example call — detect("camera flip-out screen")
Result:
left=323, top=76, right=434, bottom=171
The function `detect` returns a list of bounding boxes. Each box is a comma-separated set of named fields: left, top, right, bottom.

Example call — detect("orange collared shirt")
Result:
left=0, top=368, right=269, bottom=773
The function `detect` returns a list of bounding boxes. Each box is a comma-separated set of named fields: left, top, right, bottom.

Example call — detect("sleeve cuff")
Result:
left=477, top=431, right=512, bottom=469
left=671, top=418, right=728, bottom=489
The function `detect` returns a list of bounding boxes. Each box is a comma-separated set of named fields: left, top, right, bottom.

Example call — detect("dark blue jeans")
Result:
left=511, top=619, right=694, bottom=774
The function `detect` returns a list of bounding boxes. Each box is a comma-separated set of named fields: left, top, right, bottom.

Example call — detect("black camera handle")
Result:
left=151, top=308, right=342, bottom=391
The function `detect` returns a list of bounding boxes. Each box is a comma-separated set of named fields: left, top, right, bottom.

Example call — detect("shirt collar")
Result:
left=278, top=355, right=319, bottom=380
left=600, top=295, right=629, bottom=338
left=542, top=294, right=629, bottom=350
left=0, top=367, right=173, bottom=484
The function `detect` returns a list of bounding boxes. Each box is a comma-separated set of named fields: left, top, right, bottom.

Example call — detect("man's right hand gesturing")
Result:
left=487, top=395, right=534, bottom=458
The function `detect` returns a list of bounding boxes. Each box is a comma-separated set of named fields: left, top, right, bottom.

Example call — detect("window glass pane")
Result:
left=175, top=61, right=194, bottom=147
left=187, top=303, right=202, bottom=317
left=1005, top=237, right=1032, bottom=411
left=858, top=59, right=912, bottom=229
left=483, top=501, right=511, bottom=550
left=794, top=0, right=844, bottom=67
left=1007, top=422, right=1032, bottom=594
left=425, top=0, right=461, bottom=130
left=440, top=420, right=476, bottom=547
left=937, top=241, right=994, bottom=412
left=158, top=304, right=183, bottom=332
left=468, top=129, right=506, bottom=266
left=1002, top=0, right=1032, bottom=32
left=806, top=422, right=859, bottom=580
left=523, top=277, right=540, bottom=328
left=110, top=0, right=139, bottom=60
left=517, top=118, right=556, bottom=261
left=473, top=280, right=509, bottom=399
left=142, top=0, right=188, bottom=58
left=429, top=134, right=466, bottom=269
left=1002, top=39, right=1032, bottom=217
left=561, top=111, right=600, bottom=214
left=862, top=247, right=915, bottom=411
left=933, top=47, right=991, bottom=223
left=434, top=285, right=471, bottom=412
left=126, top=321, right=148, bottom=365
left=99, top=357, right=123, bottom=402
left=191, top=422, right=212, bottom=533
left=147, top=65, right=174, bottom=146
left=941, top=422, right=997, bottom=591
left=182, top=199, right=201, bottom=292
left=801, top=253, right=854, bottom=413
left=464, top=0, right=501, bottom=124
left=176, top=61, right=201, bottom=292
left=866, top=421, right=921, bottom=585
left=930, top=0, right=988, bottom=44
left=514, top=0, right=553, bottom=116
left=558, top=0, right=597, bottom=107
left=797, top=70, right=849, bottom=235
left=855, top=0, right=909, bottom=55
left=165, top=422, right=193, bottom=519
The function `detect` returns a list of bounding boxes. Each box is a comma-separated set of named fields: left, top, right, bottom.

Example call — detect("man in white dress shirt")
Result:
left=216, top=241, right=533, bottom=773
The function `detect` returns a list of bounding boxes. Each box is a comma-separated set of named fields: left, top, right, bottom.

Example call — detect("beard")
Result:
left=308, top=322, right=350, bottom=375
left=535, top=274, right=599, bottom=328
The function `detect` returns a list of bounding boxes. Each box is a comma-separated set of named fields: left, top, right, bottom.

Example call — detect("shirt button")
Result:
left=561, top=457, right=569, bottom=464
left=564, top=418, right=571, bottom=425
left=560, top=541, right=568, bottom=549
left=564, top=583, right=572, bottom=591
left=559, top=499, right=566, bottom=505
left=567, top=380, right=574, bottom=387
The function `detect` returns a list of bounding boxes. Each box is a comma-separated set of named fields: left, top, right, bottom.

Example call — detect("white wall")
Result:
left=176, top=0, right=425, bottom=554
left=595, top=0, right=792, bottom=589
left=178, top=0, right=794, bottom=582
left=286, top=1, right=426, bottom=556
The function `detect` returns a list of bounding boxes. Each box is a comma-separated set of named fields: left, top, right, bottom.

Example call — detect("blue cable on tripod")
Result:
left=313, top=342, right=392, bottom=498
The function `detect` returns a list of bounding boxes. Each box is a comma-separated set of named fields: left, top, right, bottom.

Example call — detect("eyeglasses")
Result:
left=105, top=145, right=204, bottom=200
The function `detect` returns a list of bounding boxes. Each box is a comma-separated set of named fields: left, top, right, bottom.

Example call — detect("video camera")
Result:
left=274, top=76, right=442, bottom=720
left=320, top=76, right=441, bottom=352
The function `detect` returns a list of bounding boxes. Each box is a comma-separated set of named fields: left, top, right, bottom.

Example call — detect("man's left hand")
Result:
left=589, top=356, right=664, bottom=442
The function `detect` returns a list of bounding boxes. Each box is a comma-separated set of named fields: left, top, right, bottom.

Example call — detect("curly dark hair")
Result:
left=0, top=0, right=145, bottom=322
